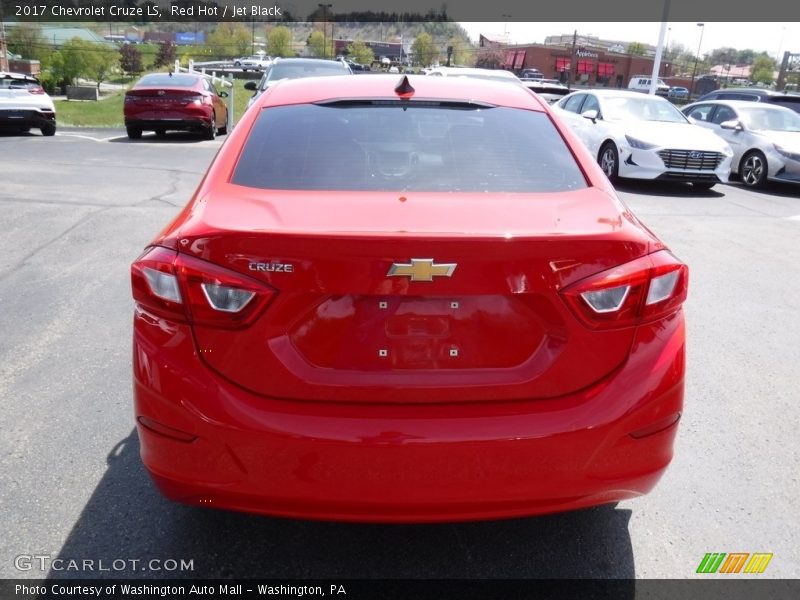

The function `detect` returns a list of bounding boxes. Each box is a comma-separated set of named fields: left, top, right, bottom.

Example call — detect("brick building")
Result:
left=500, top=43, right=675, bottom=88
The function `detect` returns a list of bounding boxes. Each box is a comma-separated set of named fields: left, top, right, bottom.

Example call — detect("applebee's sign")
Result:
left=576, top=48, right=599, bottom=59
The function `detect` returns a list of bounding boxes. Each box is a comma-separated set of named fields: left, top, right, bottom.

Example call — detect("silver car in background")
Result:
left=244, top=58, right=353, bottom=109
left=683, top=100, right=800, bottom=188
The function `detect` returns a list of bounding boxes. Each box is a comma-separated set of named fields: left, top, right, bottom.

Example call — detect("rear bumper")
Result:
left=0, top=108, right=56, bottom=129
left=133, top=309, right=685, bottom=523
left=125, top=118, right=212, bottom=131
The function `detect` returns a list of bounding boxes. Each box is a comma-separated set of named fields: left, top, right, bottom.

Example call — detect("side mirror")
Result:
left=218, top=91, right=228, bottom=98
left=720, top=119, right=743, bottom=131
left=243, top=81, right=257, bottom=91
left=687, top=116, right=697, bottom=124
left=581, top=109, right=599, bottom=123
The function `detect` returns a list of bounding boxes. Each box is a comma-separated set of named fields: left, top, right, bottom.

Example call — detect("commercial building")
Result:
left=499, top=42, right=675, bottom=88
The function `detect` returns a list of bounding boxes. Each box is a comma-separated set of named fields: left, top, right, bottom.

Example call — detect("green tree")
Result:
left=447, top=36, right=472, bottom=66
left=206, top=22, right=252, bottom=59
left=412, top=32, right=438, bottom=67
left=268, top=26, right=294, bottom=58
left=307, top=30, right=332, bottom=59
left=84, top=43, right=119, bottom=88
left=626, top=42, right=648, bottom=56
left=751, top=53, right=777, bottom=85
left=346, top=40, right=374, bottom=66
left=7, top=23, right=52, bottom=65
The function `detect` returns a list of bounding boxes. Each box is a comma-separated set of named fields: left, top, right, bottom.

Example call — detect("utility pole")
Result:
left=568, top=30, right=577, bottom=91
left=319, top=4, right=332, bottom=59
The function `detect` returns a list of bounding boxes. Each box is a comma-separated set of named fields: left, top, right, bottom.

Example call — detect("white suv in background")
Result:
left=0, top=72, right=57, bottom=136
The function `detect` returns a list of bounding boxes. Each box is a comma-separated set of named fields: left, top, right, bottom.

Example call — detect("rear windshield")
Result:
left=768, top=96, right=800, bottom=113
left=232, top=103, right=587, bottom=193
left=136, top=74, right=198, bottom=87
left=0, top=75, right=40, bottom=89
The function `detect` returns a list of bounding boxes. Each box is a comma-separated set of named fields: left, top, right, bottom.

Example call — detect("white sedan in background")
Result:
left=553, top=89, right=733, bottom=189
left=682, top=100, right=800, bottom=188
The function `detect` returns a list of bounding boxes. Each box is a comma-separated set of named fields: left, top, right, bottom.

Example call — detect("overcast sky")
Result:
left=458, top=23, right=798, bottom=61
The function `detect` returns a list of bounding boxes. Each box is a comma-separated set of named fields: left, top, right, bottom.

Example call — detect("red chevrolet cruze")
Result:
left=131, top=75, right=687, bottom=522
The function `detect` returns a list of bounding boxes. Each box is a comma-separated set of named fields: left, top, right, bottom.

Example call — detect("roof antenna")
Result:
left=394, top=75, right=415, bottom=97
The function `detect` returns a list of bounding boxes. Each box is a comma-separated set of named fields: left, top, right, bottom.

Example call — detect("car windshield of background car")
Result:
left=739, top=107, right=800, bottom=132
left=603, top=96, right=688, bottom=123
left=232, top=103, right=587, bottom=193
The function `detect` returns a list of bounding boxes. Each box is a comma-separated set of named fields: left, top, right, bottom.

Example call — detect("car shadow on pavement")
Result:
left=0, top=129, right=38, bottom=137
left=613, top=180, right=725, bottom=198
left=108, top=132, right=225, bottom=144
left=724, top=177, right=800, bottom=199
left=48, top=430, right=636, bottom=583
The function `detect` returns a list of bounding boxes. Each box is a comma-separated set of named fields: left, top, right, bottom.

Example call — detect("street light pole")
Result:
left=319, top=3, right=332, bottom=59
left=689, top=23, right=705, bottom=100
left=501, top=14, right=511, bottom=38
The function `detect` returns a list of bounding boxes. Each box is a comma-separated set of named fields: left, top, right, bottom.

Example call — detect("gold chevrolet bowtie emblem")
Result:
left=387, top=258, right=457, bottom=282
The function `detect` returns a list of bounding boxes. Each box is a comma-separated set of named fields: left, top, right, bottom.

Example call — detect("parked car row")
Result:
left=9, top=64, right=800, bottom=192
left=553, top=88, right=800, bottom=190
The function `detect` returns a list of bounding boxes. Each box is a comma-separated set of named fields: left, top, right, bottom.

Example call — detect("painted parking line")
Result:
left=55, top=132, right=120, bottom=142
left=56, top=132, right=224, bottom=145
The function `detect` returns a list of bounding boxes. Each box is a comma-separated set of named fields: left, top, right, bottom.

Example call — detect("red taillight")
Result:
left=131, top=247, right=277, bottom=329
left=561, top=250, right=688, bottom=330
left=27, top=86, right=46, bottom=95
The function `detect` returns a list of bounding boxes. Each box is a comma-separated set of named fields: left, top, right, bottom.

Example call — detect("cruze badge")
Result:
left=387, top=259, right=457, bottom=282
left=249, top=262, right=294, bottom=273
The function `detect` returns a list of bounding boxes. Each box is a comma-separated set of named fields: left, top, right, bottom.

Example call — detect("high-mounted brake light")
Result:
left=131, top=247, right=277, bottom=329
left=561, top=250, right=688, bottom=330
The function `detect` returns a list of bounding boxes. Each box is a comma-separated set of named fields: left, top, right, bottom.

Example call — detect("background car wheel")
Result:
left=234, top=61, right=241, bottom=67
left=740, top=151, right=768, bottom=188
left=203, top=122, right=217, bottom=140
left=126, top=126, right=142, bottom=140
left=692, top=182, right=716, bottom=190
left=40, top=123, right=56, bottom=137
left=217, top=123, right=228, bottom=136
left=598, top=142, right=619, bottom=182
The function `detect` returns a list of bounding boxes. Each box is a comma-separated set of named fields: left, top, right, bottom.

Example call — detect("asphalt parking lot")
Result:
left=0, top=128, right=798, bottom=580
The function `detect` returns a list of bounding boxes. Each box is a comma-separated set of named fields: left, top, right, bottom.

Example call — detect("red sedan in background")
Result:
left=124, top=72, right=229, bottom=140
left=131, top=74, right=688, bottom=522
